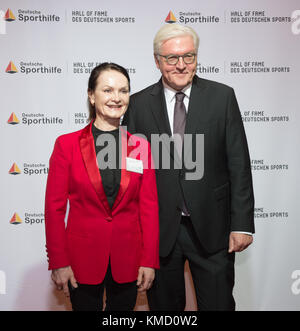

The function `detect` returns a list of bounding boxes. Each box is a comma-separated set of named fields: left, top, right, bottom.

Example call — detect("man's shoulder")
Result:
left=130, top=81, right=161, bottom=101
left=195, top=76, right=233, bottom=93
left=129, top=76, right=234, bottom=103
left=130, top=77, right=234, bottom=97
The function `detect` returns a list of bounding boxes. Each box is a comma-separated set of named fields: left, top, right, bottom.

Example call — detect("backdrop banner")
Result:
left=0, top=0, right=299, bottom=311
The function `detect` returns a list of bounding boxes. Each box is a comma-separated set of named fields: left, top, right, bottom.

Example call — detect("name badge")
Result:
left=126, top=157, right=143, bottom=174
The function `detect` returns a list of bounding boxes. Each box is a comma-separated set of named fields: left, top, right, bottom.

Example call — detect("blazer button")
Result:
left=106, top=216, right=112, bottom=222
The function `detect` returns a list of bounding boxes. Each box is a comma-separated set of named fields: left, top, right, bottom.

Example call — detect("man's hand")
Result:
left=51, top=266, right=78, bottom=297
left=137, top=267, right=155, bottom=292
left=228, top=233, right=253, bottom=253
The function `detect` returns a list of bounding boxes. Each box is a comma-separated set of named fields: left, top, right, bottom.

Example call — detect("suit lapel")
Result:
left=79, top=122, right=111, bottom=216
left=182, top=76, right=209, bottom=169
left=185, top=75, right=208, bottom=136
left=150, top=79, right=178, bottom=163
left=150, top=79, right=172, bottom=136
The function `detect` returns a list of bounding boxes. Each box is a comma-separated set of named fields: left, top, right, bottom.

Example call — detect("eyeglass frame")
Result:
left=156, top=52, right=197, bottom=65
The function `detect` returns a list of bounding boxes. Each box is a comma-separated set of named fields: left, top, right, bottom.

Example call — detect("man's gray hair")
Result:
left=153, top=24, right=199, bottom=55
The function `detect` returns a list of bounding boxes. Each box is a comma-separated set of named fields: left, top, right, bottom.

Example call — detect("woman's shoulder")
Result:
left=55, top=124, right=90, bottom=145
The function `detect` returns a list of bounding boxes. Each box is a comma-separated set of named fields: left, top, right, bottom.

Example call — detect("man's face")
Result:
left=155, top=35, right=197, bottom=91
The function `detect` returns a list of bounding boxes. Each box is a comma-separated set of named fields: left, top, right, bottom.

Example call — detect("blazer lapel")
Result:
left=111, top=128, right=132, bottom=211
left=79, top=122, right=111, bottom=216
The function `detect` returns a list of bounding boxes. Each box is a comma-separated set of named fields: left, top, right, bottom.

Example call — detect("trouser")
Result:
left=147, top=216, right=235, bottom=311
left=68, top=262, right=137, bottom=311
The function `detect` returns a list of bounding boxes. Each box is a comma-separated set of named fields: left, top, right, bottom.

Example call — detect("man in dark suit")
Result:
left=122, top=23, right=254, bottom=311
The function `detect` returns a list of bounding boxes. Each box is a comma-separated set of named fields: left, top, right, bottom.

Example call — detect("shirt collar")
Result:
left=162, top=79, right=192, bottom=103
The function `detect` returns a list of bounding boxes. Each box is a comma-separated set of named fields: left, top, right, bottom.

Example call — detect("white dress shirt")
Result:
left=162, top=81, right=192, bottom=136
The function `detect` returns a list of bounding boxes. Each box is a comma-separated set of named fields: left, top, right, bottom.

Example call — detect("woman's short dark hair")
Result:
left=87, top=62, right=131, bottom=121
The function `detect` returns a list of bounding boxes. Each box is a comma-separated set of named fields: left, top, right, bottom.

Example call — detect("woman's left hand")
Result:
left=137, top=267, right=155, bottom=292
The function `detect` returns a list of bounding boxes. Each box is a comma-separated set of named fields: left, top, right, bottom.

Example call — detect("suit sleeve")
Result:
left=44, top=137, right=71, bottom=270
left=138, top=141, right=160, bottom=269
left=225, top=88, right=255, bottom=233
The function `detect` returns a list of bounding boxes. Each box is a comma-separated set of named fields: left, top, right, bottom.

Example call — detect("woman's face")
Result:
left=89, top=69, right=130, bottom=122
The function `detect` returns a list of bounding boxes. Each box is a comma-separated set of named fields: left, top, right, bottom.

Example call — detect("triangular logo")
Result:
left=165, top=11, right=177, bottom=23
left=6, top=61, right=18, bottom=74
left=4, top=9, right=16, bottom=22
left=7, top=112, right=20, bottom=125
left=9, top=163, right=21, bottom=175
left=10, top=212, right=22, bottom=225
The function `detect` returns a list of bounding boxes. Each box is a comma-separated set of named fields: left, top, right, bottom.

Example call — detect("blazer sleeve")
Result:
left=44, top=136, right=71, bottom=270
left=225, top=88, right=255, bottom=233
left=138, top=141, right=160, bottom=269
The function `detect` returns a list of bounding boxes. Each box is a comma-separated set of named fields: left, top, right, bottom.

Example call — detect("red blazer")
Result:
left=45, top=122, right=159, bottom=284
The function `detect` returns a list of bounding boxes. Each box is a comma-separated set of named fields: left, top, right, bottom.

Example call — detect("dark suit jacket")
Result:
left=122, top=75, right=254, bottom=256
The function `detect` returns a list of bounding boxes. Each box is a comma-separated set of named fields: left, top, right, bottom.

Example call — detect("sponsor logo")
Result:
left=7, top=113, right=64, bottom=126
left=7, top=112, right=20, bottom=125
left=4, top=8, right=15, bottom=21
left=9, top=212, right=45, bottom=225
left=164, top=10, right=220, bottom=24
left=6, top=61, right=63, bottom=75
left=9, top=163, right=21, bottom=175
left=17, top=9, right=60, bottom=23
left=165, top=11, right=176, bottom=23
left=10, top=212, right=22, bottom=225
left=5, top=61, right=18, bottom=74
left=8, top=162, right=48, bottom=175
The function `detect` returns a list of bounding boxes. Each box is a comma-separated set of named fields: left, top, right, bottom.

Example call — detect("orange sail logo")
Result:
left=9, top=163, right=21, bottom=175
left=6, top=61, right=18, bottom=73
left=165, top=11, right=176, bottom=23
left=4, top=9, right=16, bottom=22
left=7, top=112, right=19, bottom=124
left=10, top=213, right=22, bottom=225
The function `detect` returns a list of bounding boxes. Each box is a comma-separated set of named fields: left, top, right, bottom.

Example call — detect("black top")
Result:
left=92, top=123, right=121, bottom=209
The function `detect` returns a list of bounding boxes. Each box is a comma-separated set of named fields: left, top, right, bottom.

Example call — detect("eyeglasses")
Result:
left=157, top=53, right=197, bottom=65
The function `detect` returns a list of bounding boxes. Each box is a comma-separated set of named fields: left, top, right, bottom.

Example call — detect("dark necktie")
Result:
left=173, top=92, right=186, bottom=159
left=173, top=92, right=189, bottom=215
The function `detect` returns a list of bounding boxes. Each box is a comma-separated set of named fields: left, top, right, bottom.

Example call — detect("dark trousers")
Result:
left=147, top=216, right=235, bottom=311
left=68, top=263, right=137, bottom=311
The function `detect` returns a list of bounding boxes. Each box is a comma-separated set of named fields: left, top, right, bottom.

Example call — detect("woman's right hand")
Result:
left=51, top=266, right=78, bottom=297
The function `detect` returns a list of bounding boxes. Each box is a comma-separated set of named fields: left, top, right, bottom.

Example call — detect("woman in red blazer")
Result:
left=45, top=63, right=159, bottom=311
